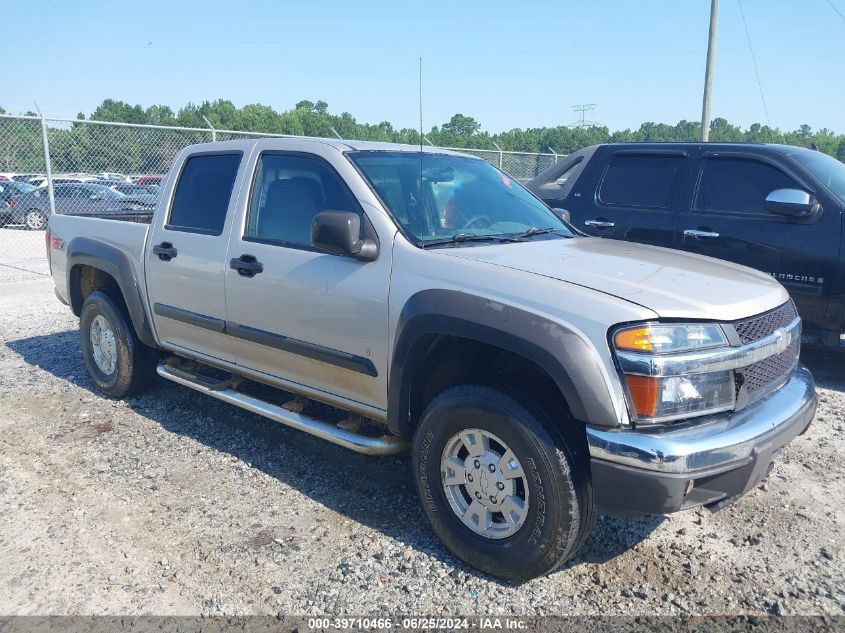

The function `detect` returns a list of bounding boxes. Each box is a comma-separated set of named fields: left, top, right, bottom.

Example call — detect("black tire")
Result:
left=80, top=290, right=158, bottom=398
left=412, top=384, right=594, bottom=582
left=24, top=208, right=48, bottom=230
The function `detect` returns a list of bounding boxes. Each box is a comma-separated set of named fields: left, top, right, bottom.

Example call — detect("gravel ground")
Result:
left=0, top=275, right=843, bottom=617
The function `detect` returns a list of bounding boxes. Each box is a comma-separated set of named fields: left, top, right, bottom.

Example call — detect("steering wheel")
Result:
left=464, top=214, right=493, bottom=229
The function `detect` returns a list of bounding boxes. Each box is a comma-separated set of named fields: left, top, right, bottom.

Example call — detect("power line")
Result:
left=824, top=0, right=845, bottom=23
left=572, top=104, right=597, bottom=128
left=738, top=0, right=771, bottom=130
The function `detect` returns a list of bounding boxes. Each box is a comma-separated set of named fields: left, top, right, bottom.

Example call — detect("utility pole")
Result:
left=700, top=0, right=720, bottom=142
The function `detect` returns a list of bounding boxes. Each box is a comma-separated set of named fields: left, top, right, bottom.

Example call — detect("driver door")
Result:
left=223, top=150, right=393, bottom=411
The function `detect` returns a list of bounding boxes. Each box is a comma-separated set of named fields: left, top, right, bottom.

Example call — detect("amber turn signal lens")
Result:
left=624, top=375, right=659, bottom=417
left=614, top=327, right=655, bottom=352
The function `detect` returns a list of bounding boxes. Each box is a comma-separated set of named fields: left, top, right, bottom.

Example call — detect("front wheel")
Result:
left=412, top=384, right=594, bottom=582
left=24, top=208, right=48, bottom=230
left=80, top=291, right=158, bottom=398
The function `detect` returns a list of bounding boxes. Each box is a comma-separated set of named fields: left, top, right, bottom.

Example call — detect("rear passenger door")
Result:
left=146, top=151, right=245, bottom=363
left=579, top=150, right=687, bottom=248
left=223, top=150, right=392, bottom=411
left=678, top=152, right=840, bottom=328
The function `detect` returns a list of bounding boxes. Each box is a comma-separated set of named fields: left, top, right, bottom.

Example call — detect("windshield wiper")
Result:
left=420, top=233, right=527, bottom=248
left=513, top=226, right=560, bottom=239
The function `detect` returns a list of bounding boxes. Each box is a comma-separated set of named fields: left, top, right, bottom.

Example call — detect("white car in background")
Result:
left=32, top=175, right=98, bottom=188
left=96, top=172, right=131, bottom=182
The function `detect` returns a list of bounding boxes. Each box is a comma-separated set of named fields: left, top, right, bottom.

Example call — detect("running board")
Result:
left=156, top=363, right=408, bottom=456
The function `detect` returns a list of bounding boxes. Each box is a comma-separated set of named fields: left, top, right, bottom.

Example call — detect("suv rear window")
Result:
left=168, top=153, right=241, bottom=235
left=598, top=154, right=683, bottom=209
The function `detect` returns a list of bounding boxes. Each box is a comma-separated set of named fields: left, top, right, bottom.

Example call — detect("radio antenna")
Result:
left=419, top=57, right=424, bottom=153
left=418, top=57, right=424, bottom=240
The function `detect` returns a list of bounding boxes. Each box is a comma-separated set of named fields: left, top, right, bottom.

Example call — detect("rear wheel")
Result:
left=412, top=384, right=594, bottom=582
left=24, top=208, right=47, bottom=230
left=80, top=291, right=158, bottom=398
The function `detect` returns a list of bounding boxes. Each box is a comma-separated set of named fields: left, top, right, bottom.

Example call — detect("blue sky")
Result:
left=4, top=1, right=843, bottom=133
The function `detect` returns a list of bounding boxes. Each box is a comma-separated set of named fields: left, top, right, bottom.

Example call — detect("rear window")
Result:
left=598, top=154, right=683, bottom=209
left=168, top=153, right=241, bottom=235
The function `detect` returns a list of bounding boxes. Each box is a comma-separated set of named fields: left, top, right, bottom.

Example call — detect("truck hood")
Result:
left=436, top=237, right=789, bottom=321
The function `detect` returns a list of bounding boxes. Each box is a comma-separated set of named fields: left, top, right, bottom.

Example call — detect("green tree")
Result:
left=441, top=114, right=481, bottom=137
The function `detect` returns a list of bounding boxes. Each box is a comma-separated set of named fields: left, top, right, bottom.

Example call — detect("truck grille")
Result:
left=738, top=338, right=800, bottom=401
left=732, top=300, right=800, bottom=406
left=734, top=300, right=798, bottom=345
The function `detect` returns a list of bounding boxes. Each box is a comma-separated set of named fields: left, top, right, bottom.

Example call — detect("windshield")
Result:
left=348, top=151, right=574, bottom=244
left=787, top=149, right=845, bottom=203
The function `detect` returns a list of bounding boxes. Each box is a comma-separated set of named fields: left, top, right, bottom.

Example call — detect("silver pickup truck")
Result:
left=47, top=138, right=817, bottom=582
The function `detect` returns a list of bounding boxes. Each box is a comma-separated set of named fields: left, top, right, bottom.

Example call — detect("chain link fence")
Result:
left=443, top=146, right=562, bottom=181
left=0, top=114, right=563, bottom=280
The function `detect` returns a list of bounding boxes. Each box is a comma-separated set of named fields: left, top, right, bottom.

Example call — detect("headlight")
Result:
left=613, top=323, right=735, bottom=425
left=614, top=323, right=728, bottom=353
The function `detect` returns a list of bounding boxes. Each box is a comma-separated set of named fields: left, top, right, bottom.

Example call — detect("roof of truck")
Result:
left=190, top=136, right=470, bottom=156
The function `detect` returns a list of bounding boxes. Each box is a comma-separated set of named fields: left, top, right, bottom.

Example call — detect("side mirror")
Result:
left=311, top=210, right=378, bottom=261
left=765, top=188, right=819, bottom=218
left=551, top=208, right=571, bottom=224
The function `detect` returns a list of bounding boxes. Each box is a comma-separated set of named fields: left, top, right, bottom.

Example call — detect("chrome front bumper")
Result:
left=587, top=364, right=817, bottom=514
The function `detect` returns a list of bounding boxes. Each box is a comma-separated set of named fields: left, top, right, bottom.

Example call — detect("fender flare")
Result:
left=387, top=289, right=620, bottom=436
left=66, top=236, right=157, bottom=348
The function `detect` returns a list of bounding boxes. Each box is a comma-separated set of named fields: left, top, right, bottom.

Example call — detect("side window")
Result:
left=168, top=153, right=241, bottom=235
left=548, top=157, right=583, bottom=185
left=245, top=153, right=361, bottom=248
left=598, top=154, right=683, bottom=209
left=554, top=163, right=578, bottom=185
left=694, top=157, right=800, bottom=215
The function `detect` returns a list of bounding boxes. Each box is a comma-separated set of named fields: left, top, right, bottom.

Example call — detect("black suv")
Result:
left=527, top=143, right=845, bottom=348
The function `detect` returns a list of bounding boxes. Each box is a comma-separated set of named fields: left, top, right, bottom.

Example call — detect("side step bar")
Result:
left=156, top=363, right=408, bottom=456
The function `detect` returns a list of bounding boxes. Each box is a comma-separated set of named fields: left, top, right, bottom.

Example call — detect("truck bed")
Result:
left=48, top=212, right=151, bottom=306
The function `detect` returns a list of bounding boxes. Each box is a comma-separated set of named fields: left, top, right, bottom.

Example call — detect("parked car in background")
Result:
left=133, top=175, right=163, bottom=186
left=31, top=176, right=95, bottom=187
left=96, top=178, right=135, bottom=189
left=12, top=173, right=46, bottom=182
left=526, top=143, right=845, bottom=348
left=0, top=179, right=37, bottom=202
left=110, top=183, right=159, bottom=195
left=96, top=172, right=130, bottom=182
left=0, top=180, right=38, bottom=226
left=104, top=183, right=159, bottom=206
left=10, top=182, right=155, bottom=230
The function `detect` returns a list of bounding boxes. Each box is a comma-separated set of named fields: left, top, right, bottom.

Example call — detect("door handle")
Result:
left=152, top=241, right=178, bottom=261
left=683, top=229, right=720, bottom=239
left=585, top=219, right=615, bottom=228
left=229, top=254, right=264, bottom=278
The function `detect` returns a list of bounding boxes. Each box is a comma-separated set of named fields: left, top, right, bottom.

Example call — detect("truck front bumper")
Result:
left=587, top=364, right=817, bottom=515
